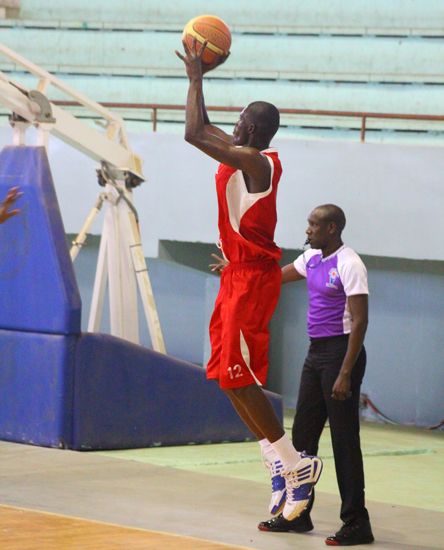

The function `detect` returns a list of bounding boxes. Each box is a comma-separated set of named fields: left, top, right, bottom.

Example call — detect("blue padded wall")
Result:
left=0, top=329, right=76, bottom=448
left=72, top=332, right=283, bottom=451
left=0, top=146, right=81, bottom=335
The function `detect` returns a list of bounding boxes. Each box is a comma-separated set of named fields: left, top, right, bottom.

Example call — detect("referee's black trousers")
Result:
left=292, top=334, right=369, bottom=524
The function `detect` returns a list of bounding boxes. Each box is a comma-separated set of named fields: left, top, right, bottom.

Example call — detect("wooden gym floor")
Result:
left=0, top=505, right=252, bottom=550
left=0, top=418, right=443, bottom=550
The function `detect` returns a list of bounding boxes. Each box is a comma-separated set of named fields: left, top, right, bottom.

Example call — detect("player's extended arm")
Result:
left=282, top=263, right=305, bottom=284
left=0, top=186, right=22, bottom=225
left=202, top=95, right=232, bottom=143
left=331, top=294, right=369, bottom=401
left=175, top=40, right=270, bottom=186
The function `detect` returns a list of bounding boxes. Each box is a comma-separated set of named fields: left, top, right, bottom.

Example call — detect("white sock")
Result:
left=270, top=433, right=301, bottom=471
left=258, top=438, right=278, bottom=463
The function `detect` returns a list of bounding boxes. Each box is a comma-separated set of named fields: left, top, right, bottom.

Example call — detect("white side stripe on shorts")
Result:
left=240, top=329, right=263, bottom=386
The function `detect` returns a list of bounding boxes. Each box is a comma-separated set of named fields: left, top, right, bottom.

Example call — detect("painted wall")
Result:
left=72, top=243, right=444, bottom=428
left=73, top=246, right=209, bottom=365
left=0, top=127, right=442, bottom=426
left=0, top=128, right=442, bottom=261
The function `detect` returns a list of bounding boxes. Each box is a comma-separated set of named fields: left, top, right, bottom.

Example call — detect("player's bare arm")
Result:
left=201, top=95, right=232, bottom=143
left=176, top=39, right=271, bottom=193
left=332, top=294, right=369, bottom=400
left=204, top=122, right=232, bottom=143
left=176, top=39, right=232, bottom=143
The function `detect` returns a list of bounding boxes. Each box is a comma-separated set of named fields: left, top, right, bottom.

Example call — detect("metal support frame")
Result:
left=70, top=196, right=104, bottom=262
left=76, top=169, right=165, bottom=353
left=0, top=40, right=166, bottom=353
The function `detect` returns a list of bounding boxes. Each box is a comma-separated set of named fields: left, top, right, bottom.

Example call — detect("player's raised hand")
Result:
left=209, top=253, right=229, bottom=275
left=175, top=37, right=208, bottom=80
left=201, top=50, right=230, bottom=75
left=0, top=186, right=22, bottom=225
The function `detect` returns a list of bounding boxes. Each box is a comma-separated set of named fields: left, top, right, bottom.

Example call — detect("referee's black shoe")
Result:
left=325, top=518, right=374, bottom=546
left=258, top=512, right=314, bottom=533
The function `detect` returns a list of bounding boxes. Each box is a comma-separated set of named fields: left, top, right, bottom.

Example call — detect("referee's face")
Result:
left=306, top=210, right=330, bottom=251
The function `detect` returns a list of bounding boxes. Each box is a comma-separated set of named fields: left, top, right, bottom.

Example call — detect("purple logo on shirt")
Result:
left=327, top=267, right=339, bottom=289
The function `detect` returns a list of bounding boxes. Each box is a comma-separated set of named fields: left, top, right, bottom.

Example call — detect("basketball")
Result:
left=182, top=15, right=231, bottom=67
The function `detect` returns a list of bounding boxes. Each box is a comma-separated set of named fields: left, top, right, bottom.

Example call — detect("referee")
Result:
left=259, top=204, right=374, bottom=546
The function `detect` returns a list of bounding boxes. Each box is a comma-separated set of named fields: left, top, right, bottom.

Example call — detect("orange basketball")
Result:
left=182, top=15, right=231, bottom=67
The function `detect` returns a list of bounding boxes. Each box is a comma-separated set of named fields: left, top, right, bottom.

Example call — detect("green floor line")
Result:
left=139, top=448, right=436, bottom=468
left=362, top=448, right=436, bottom=457
left=98, top=420, right=444, bottom=513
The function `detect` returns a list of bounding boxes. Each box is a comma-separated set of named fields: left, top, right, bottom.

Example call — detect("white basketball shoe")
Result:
left=265, top=457, right=286, bottom=515
left=282, top=452, right=323, bottom=521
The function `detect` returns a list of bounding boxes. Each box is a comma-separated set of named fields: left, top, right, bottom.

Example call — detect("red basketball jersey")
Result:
left=215, top=148, right=282, bottom=263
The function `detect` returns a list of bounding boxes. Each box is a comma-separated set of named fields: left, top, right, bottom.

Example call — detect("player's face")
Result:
left=233, top=108, right=251, bottom=146
left=305, top=210, right=330, bottom=250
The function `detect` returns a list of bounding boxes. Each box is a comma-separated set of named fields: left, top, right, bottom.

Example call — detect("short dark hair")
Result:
left=246, top=101, right=280, bottom=141
left=315, top=204, right=346, bottom=234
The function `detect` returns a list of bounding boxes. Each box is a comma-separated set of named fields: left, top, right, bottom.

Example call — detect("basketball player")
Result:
left=175, top=39, right=322, bottom=520
left=0, top=187, right=22, bottom=225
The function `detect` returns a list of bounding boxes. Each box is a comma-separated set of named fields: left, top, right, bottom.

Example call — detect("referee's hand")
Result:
left=209, top=253, right=228, bottom=275
left=332, top=372, right=352, bottom=401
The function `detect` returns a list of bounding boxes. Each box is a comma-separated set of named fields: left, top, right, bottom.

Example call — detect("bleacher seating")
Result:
left=0, top=0, right=442, bottom=140
left=16, top=0, right=444, bottom=35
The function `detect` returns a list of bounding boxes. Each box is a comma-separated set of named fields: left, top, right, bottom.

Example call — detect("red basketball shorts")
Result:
left=207, top=259, right=282, bottom=389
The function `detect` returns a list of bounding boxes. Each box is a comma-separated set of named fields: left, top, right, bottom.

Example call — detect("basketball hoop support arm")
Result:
left=0, top=41, right=166, bottom=354
left=0, top=42, right=143, bottom=181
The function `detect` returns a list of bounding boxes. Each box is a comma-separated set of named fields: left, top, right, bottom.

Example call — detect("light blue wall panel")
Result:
left=267, top=282, right=310, bottom=400
left=362, top=270, right=444, bottom=427
left=203, top=275, right=223, bottom=369
left=19, top=0, right=444, bottom=35
left=73, top=246, right=210, bottom=365
left=144, top=258, right=209, bottom=364
left=1, top=29, right=443, bottom=82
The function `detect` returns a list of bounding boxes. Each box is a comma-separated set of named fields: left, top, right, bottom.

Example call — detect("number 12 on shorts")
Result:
left=228, top=364, right=243, bottom=379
